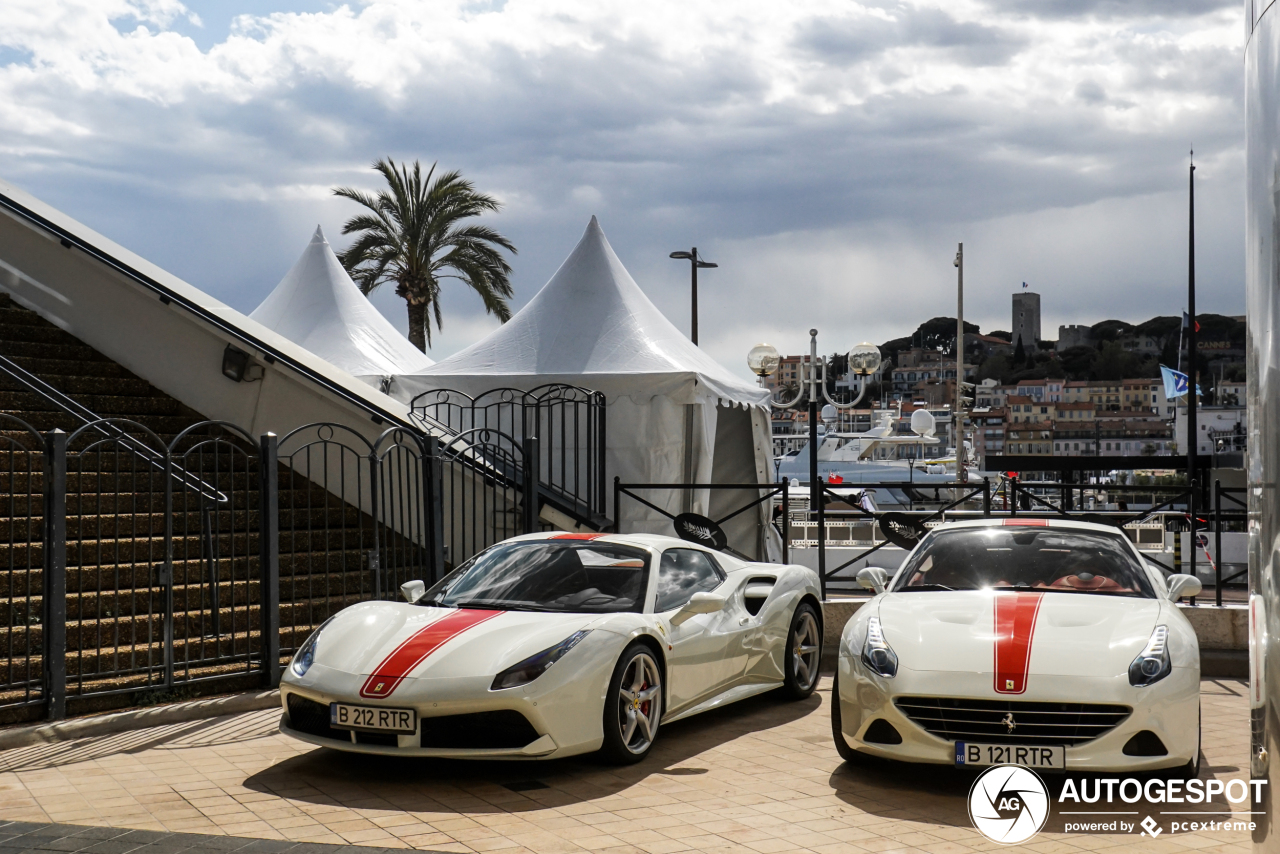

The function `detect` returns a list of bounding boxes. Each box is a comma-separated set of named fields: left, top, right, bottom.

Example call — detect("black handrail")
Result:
left=0, top=189, right=413, bottom=431
left=0, top=352, right=225, bottom=501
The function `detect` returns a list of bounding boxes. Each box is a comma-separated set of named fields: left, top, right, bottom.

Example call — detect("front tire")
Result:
left=782, top=602, right=822, bottom=700
left=830, top=671, right=860, bottom=763
left=599, top=643, right=663, bottom=765
left=1173, top=704, right=1202, bottom=780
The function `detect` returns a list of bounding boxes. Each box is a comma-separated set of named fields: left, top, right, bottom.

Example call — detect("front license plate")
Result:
left=955, top=742, right=1065, bottom=770
left=330, top=702, right=416, bottom=734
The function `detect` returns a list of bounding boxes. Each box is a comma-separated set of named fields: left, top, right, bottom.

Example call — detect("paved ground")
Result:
left=0, top=678, right=1256, bottom=853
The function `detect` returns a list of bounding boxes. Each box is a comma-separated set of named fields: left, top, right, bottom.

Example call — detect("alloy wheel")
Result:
left=617, top=651, right=662, bottom=754
left=792, top=610, right=821, bottom=692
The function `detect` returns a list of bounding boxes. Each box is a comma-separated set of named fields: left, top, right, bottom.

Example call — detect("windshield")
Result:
left=422, top=541, right=651, bottom=612
left=891, top=526, right=1154, bottom=598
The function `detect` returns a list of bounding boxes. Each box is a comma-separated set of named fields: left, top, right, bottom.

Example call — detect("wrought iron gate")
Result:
left=411, top=384, right=606, bottom=528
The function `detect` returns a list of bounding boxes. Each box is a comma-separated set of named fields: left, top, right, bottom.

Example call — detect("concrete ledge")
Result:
left=1201, top=649, right=1249, bottom=679
left=0, top=689, right=280, bottom=751
left=1178, top=603, right=1248, bottom=650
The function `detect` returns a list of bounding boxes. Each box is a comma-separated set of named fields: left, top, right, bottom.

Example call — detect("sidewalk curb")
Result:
left=0, top=689, right=281, bottom=751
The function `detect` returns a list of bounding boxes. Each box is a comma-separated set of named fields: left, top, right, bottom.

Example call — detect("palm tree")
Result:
left=333, top=158, right=516, bottom=352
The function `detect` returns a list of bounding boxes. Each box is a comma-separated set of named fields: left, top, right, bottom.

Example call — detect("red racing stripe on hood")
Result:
left=993, top=592, right=1044, bottom=695
left=360, top=609, right=501, bottom=699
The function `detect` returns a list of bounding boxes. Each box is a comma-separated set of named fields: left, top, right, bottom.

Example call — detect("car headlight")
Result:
left=861, top=615, right=898, bottom=678
left=290, top=617, right=334, bottom=678
left=491, top=630, right=591, bottom=691
left=1129, top=625, right=1171, bottom=687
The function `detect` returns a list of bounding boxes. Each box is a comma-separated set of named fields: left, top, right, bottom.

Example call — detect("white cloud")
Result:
left=0, top=0, right=1245, bottom=380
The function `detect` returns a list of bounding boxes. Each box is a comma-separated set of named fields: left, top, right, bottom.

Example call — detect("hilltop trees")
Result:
left=874, top=313, right=1241, bottom=387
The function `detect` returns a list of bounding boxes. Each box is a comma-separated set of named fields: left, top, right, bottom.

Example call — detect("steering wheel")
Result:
left=1049, top=572, right=1124, bottom=592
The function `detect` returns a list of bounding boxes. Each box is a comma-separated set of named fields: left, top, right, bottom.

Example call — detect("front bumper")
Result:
left=278, top=656, right=609, bottom=760
left=835, top=655, right=1200, bottom=772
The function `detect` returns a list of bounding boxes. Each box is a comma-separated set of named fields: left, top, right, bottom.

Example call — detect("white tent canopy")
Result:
left=395, top=217, right=777, bottom=558
left=250, top=226, right=433, bottom=386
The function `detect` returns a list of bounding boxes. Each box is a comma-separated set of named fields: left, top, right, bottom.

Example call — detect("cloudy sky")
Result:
left=0, top=0, right=1244, bottom=379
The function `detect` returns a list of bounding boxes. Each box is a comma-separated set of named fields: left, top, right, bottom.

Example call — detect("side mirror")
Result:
left=670, top=591, right=727, bottom=626
left=401, top=580, right=426, bottom=604
left=1166, top=574, right=1202, bottom=602
left=857, top=567, right=889, bottom=594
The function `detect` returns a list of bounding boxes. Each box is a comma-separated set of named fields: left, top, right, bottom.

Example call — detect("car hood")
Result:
left=876, top=590, right=1163, bottom=679
left=310, top=602, right=605, bottom=680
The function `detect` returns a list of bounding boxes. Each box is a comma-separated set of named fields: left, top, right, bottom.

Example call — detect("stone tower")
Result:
left=1012, top=291, right=1041, bottom=348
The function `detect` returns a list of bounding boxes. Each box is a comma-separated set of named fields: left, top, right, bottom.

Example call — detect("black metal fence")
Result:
left=275, top=424, right=442, bottom=656
left=410, top=384, right=606, bottom=528
left=769, top=476, right=1240, bottom=600
left=613, top=480, right=784, bottom=563
left=0, top=411, right=552, bottom=725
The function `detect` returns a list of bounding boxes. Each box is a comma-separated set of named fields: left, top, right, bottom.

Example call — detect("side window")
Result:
left=654, top=549, right=724, bottom=612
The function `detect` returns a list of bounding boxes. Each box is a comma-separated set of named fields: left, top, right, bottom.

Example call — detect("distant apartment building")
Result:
left=975, top=378, right=1001, bottom=408
left=1007, top=395, right=1055, bottom=424
left=1015, top=379, right=1046, bottom=402
left=1217, top=381, right=1246, bottom=406
left=1063, top=380, right=1091, bottom=403
left=1012, top=291, right=1041, bottom=347
left=1053, top=422, right=1097, bottom=456
left=1097, top=419, right=1173, bottom=456
left=1006, top=421, right=1053, bottom=455
left=763, top=355, right=804, bottom=395
left=971, top=407, right=1007, bottom=466
left=1175, top=406, right=1246, bottom=456
left=1089, top=382, right=1124, bottom=411
left=889, top=349, right=975, bottom=397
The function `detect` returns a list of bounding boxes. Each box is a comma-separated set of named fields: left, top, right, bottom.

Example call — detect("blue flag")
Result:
left=1161, top=365, right=1202, bottom=399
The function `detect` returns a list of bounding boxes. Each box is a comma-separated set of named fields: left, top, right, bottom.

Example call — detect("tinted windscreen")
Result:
left=423, top=542, right=651, bottom=612
left=892, top=527, right=1154, bottom=598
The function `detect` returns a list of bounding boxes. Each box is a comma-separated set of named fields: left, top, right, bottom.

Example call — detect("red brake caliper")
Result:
left=640, top=679, right=651, bottom=717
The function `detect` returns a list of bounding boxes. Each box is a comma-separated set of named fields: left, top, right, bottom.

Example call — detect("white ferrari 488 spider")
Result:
left=833, top=518, right=1203, bottom=775
left=280, top=532, right=823, bottom=763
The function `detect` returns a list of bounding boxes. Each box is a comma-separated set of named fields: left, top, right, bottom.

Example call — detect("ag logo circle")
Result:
left=967, top=764, right=1050, bottom=844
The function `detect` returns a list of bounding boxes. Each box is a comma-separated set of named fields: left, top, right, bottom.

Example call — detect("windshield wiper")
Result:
left=898, top=583, right=957, bottom=592
left=456, top=601, right=546, bottom=611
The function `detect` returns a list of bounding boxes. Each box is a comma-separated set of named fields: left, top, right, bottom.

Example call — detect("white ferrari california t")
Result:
left=833, top=518, right=1204, bottom=775
left=279, top=532, right=823, bottom=763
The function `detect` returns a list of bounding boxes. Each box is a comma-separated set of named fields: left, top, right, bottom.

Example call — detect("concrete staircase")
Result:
left=0, top=294, right=379, bottom=722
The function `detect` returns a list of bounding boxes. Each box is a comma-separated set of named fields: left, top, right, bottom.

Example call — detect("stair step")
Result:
left=0, top=391, right=193, bottom=416
left=0, top=353, right=144, bottom=379
left=0, top=599, right=360, bottom=658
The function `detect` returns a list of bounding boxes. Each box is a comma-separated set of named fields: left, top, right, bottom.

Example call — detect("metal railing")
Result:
left=410, top=384, right=607, bottom=529
left=0, top=353, right=225, bottom=501
left=774, top=476, right=1248, bottom=602
left=613, top=480, right=785, bottom=563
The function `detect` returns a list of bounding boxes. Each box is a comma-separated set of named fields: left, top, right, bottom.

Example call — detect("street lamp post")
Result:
left=670, top=248, right=717, bottom=345
left=749, top=333, right=882, bottom=594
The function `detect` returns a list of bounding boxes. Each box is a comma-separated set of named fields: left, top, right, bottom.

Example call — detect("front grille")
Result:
left=286, top=694, right=345, bottom=741
left=420, top=710, right=540, bottom=750
left=895, top=697, right=1131, bottom=747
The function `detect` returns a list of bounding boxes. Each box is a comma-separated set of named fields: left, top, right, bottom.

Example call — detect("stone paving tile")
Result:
left=0, top=679, right=1255, bottom=853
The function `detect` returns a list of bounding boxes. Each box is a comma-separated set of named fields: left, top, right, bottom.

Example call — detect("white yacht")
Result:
left=775, top=409, right=974, bottom=508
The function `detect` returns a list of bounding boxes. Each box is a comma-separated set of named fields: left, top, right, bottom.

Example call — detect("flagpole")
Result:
left=1187, top=151, right=1198, bottom=582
